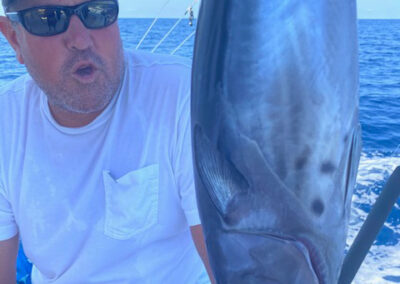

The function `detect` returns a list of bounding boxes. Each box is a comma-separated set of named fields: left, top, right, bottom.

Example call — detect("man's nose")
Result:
left=63, top=15, right=94, bottom=50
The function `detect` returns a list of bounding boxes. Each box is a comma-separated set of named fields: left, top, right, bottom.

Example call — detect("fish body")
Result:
left=191, top=0, right=361, bottom=283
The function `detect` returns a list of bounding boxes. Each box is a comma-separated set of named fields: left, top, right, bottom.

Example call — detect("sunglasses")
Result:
left=6, top=0, right=119, bottom=37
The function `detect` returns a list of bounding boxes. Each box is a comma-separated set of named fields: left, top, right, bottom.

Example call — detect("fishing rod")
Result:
left=338, top=166, right=400, bottom=283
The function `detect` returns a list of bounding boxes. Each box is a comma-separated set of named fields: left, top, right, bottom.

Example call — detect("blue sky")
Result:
left=357, top=0, right=400, bottom=19
left=118, top=0, right=399, bottom=19
left=0, top=0, right=399, bottom=19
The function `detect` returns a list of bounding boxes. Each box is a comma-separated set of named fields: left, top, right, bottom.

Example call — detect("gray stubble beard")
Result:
left=26, top=42, right=125, bottom=115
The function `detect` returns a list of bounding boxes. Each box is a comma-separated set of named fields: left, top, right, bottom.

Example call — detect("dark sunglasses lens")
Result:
left=22, top=8, right=68, bottom=36
left=81, top=1, right=118, bottom=29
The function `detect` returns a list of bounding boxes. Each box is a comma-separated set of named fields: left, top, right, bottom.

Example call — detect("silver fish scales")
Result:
left=191, top=0, right=361, bottom=283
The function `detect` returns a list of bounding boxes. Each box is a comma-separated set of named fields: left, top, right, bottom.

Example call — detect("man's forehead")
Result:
left=15, top=0, right=95, bottom=10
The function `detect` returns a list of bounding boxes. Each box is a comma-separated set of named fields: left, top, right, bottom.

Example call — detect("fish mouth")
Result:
left=263, top=232, right=325, bottom=284
left=221, top=230, right=326, bottom=284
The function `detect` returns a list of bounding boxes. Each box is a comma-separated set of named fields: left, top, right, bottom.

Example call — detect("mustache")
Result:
left=62, top=50, right=105, bottom=72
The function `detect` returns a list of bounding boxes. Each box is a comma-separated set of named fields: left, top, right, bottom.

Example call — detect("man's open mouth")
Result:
left=74, top=64, right=96, bottom=77
left=77, top=65, right=94, bottom=76
left=71, top=61, right=99, bottom=83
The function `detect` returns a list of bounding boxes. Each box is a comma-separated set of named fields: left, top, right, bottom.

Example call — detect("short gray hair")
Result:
left=2, top=0, right=19, bottom=12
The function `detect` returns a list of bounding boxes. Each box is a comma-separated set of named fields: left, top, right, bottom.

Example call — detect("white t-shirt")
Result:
left=0, top=50, right=208, bottom=283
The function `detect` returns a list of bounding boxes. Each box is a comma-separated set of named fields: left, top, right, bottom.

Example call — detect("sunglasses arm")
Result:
left=5, top=12, right=21, bottom=23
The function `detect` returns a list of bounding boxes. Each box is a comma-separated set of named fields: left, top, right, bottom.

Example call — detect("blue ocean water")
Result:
left=0, top=18, right=399, bottom=283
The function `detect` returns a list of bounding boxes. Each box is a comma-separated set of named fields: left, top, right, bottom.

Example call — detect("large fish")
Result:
left=191, top=0, right=361, bottom=283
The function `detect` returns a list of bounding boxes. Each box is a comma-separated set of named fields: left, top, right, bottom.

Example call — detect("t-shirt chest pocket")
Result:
left=102, top=164, right=159, bottom=240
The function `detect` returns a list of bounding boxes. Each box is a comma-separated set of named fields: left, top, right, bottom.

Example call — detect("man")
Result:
left=0, top=0, right=214, bottom=283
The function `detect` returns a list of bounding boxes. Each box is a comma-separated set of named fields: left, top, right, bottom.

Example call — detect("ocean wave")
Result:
left=349, top=151, right=400, bottom=283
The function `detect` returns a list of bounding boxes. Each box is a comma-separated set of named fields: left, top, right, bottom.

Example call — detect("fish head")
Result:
left=210, top=231, right=320, bottom=284
left=193, top=118, right=361, bottom=283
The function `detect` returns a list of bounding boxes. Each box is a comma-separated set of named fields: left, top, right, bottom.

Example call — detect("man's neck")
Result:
left=48, top=103, right=104, bottom=128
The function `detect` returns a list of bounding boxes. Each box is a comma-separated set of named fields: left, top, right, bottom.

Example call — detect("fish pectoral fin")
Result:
left=193, top=125, right=249, bottom=216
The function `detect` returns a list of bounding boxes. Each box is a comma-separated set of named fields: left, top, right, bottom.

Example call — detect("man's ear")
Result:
left=0, top=16, right=24, bottom=64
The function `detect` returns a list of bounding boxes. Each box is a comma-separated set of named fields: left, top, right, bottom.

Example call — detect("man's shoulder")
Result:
left=0, top=74, right=41, bottom=125
left=125, top=49, right=192, bottom=78
left=121, top=50, right=192, bottom=118
left=0, top=74, right=36, bottom=104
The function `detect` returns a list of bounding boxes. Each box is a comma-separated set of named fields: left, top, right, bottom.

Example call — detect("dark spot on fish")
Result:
left=343, top=134, right=349, bottom=143
left=312, top=199, right=324, bottom=216
left=295, top=147, right=310, bottom=170
left=295, top=156, right=308, bottom=170
left=321, top=162, right=335, bottom=174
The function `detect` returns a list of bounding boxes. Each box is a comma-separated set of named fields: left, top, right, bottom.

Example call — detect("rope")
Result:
left=151, top=0, right=199, bottom=53
left=171, top=30, right=196, bottom=55
left=136, top=0, right=173, bottom=50
left=151, top=18, right=184, bottom=53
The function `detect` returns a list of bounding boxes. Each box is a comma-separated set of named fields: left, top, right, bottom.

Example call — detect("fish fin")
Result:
left=343, top=124, right=362, bottom=208
left=193, top=125, right=249, bottom=216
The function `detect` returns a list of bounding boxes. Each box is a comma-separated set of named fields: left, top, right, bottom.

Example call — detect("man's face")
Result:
left=9, top=0, right=125, bottom=115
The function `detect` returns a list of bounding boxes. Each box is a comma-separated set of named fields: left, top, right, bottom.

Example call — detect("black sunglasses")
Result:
left=6, top=0, right=119, bottom=37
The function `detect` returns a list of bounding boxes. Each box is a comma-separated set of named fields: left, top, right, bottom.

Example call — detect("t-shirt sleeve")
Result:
left=175, top=93, right=201, bottom=227
left=0, top=185, right=18, bottom=241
